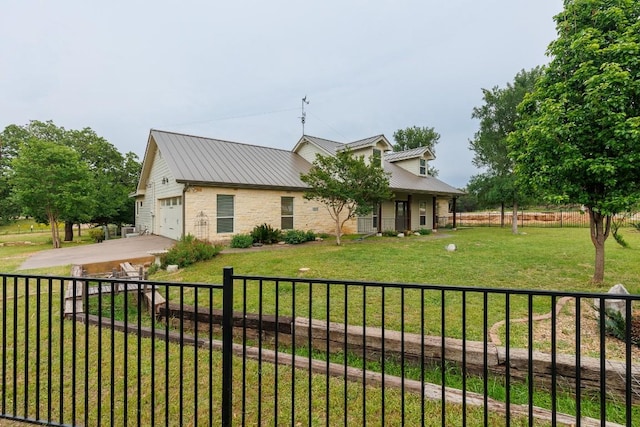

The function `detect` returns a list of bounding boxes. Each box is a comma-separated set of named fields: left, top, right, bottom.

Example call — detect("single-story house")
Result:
left=133, top=129, right=464, bottom=241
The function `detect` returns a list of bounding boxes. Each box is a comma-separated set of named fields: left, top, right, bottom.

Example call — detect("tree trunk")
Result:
left=77, top=223, right=82, bottom=237
left=511, top=200, right=519, bottom=234
left=500, top=202, right=505, bottom=227
left=64, top=221, right=74, bottom=241
left=588, top=209, right=611, bottom=283
left=49, top=216, right=60, bottom=249
left=335, top=215, right=342, bottom=246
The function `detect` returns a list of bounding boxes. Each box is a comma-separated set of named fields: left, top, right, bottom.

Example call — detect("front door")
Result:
left=395, top=201, right=408, bottom=231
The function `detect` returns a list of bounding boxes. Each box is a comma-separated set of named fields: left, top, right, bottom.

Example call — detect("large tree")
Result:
left=469, top=67, right=543, bottom=233
left=300, top=151, right=392, bottom=245
left=392, top=126, right=440, bottom=176
left=3, top=121, right=141, bottom=240
left=12, top=139, right=94, bottom=248
left=510, top=0, right=640, bottom=282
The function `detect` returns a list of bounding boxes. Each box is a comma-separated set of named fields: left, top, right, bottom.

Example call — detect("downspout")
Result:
left=182, top=183, right=188, bottom=239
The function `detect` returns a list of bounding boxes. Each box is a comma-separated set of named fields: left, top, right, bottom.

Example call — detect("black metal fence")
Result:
left=1, top=269, right=639, bottom=426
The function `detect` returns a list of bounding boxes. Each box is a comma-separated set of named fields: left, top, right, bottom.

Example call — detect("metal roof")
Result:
left=146, top=130, right=463, bottom=196
left=385, top=146, right=434, bottom=162
left=151, top=130, right=311, bottom=189
left=386, top=162, right=464, bottom=195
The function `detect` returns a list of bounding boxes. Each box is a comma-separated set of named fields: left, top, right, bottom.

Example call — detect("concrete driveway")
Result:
left=18, top=235, right=175, bottom=270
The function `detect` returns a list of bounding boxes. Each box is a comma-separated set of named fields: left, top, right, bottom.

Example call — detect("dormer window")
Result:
left=419, top=159, right=426, bottom=175
left=373, top=149, right=382, bottom=166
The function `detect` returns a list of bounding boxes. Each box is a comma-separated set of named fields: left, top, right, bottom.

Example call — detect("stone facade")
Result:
left=184, top=186, right=356, bottom=242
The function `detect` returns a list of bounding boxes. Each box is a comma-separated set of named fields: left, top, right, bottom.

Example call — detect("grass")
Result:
left=2, top=226, right=640, bottom=425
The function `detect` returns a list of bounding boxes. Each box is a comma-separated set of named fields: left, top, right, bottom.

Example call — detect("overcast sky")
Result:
left=1, top=1, right=564, bottom=188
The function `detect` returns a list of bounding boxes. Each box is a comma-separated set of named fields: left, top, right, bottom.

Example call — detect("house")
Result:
left=133, top=129, right=464, bottom=241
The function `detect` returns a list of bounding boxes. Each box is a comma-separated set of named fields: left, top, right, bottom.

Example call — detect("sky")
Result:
left=0, top=1, right=564, bottom=189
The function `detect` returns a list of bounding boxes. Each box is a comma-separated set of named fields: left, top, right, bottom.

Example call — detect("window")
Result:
left=419, top=159, right=426, bottom=176
left=373, top=149, right=382, bottom=166
left=281, top=197, right=294, bottom=230
left=372, top=204, right=379, bottom=229
left=419, top=201, right=427, bottom=226
left=217, top=195, right=234, bottom=233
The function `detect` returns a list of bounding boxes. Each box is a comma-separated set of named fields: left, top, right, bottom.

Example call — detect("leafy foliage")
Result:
left=1, top=120, right=141, bottom=239
left=230, top=233, right=254, bottom=248
left=509, top=0, right=640, bottom=282
left=417, top=228, right=432, bottom=235
left=88, top=227, right=105, bottom=243
left=469, top=67, right=543, bottom=233
left=300, top=150, right=392, bottom=245
left=12, top=139, right=94, bottom=248
left=250, top=223, right=281, bottom=244
left=282, top=229, right=316, bottom=245
left=162, top=234, right=221, bottom=268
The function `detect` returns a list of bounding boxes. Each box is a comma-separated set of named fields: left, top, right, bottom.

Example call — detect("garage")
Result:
left=159, top=196, right=182, bottom=240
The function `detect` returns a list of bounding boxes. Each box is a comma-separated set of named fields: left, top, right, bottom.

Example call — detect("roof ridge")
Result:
left=151, top=129, right=293, bottom=154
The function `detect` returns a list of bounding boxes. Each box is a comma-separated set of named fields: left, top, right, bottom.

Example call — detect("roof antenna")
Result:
left=300, top=96, right=309, bottom=135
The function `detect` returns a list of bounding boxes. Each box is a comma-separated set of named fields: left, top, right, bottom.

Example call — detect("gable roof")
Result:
left=149, top=129, right=312, bottom=189
left=137, top=129, right=463, bottom=197
left=385, top=146, right=435, bottom=162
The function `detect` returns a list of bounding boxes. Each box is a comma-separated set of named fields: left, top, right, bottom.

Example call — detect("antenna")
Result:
left=300, top=96, right=310, bottom=135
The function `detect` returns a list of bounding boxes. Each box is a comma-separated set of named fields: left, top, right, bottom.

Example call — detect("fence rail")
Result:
left=1, top=269, right=639, bottom=426
left=446, top=210, right=640, bottom=228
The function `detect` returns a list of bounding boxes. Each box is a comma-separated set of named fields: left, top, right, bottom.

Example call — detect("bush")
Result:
left=230, top=233, right=254, bottom=248
left=250, top=223, right=281, bottom=244
left=417, top=228, right=432, bottom=235
left=282, top=230, right=308, bottom=244
left=162, top=234, right=221, bottom=268
left=382, top=229, right=398, bottom=237
left=305, top=230, right=317, bottom=241
left=88, top=227, right=105, bottom=243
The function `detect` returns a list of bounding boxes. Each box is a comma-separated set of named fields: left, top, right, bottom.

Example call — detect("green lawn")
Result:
left=2, top=226, right=640, bottom=425
left=152, top=227, right=640, bottom=293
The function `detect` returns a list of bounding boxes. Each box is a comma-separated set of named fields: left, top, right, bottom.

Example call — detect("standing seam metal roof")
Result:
left=151, top=130, right=312, bottom=188
left=148, top=129, right=463, bottom=196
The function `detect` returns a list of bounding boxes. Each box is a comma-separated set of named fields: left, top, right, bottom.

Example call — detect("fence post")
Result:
left=222, top=267, right=234, bottom=427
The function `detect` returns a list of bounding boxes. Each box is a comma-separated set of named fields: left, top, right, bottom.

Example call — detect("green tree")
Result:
left=469, top=67, right=543, bottom=233
left=392, top=126, right=440, bottom=176
left=510, top=0, right=640, bottom=282
left=0, top=125, right=30, bottom=223
left=65, top=127, right=141, bottom=239
left=300, top=151, right=392, bottom=245
left=12, top=139, right=94, bottom=248
left=2, top=121, right=141, bottom=240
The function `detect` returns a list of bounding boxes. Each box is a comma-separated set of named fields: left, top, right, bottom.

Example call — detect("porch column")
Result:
left=452, top=197, right=457, bottom=229
left=432, top=197, right=438, bottom=230
left=407, top=195, right=412, bottom=231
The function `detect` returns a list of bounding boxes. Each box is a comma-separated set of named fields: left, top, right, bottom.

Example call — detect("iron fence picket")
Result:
left=1, top=271, right=639, bottom=426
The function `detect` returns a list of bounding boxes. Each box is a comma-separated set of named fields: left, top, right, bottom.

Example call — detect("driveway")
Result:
left=18, top=235, right=175, bottom=270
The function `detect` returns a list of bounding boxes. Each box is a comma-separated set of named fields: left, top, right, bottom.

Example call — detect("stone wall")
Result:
left=183, top=186, right=356, bottom=242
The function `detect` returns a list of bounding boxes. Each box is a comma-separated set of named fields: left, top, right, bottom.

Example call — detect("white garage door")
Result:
left=159, top=196, right=182, bottom=240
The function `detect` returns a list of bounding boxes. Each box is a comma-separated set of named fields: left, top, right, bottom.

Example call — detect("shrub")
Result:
left=88, top=227, right=105, bottom=243
left=250, top=223, right=281, bottom=244
left=417, top=228, right=432, bottom=235
left=230, top=233, right=254, bottom=248
left=305, top=230, right=317, bottom=241
left=382, top=229, right=398, bottom=237
left=162, top=234, right=221, bottom=268
left=283, top=229, right=308, bottom=245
